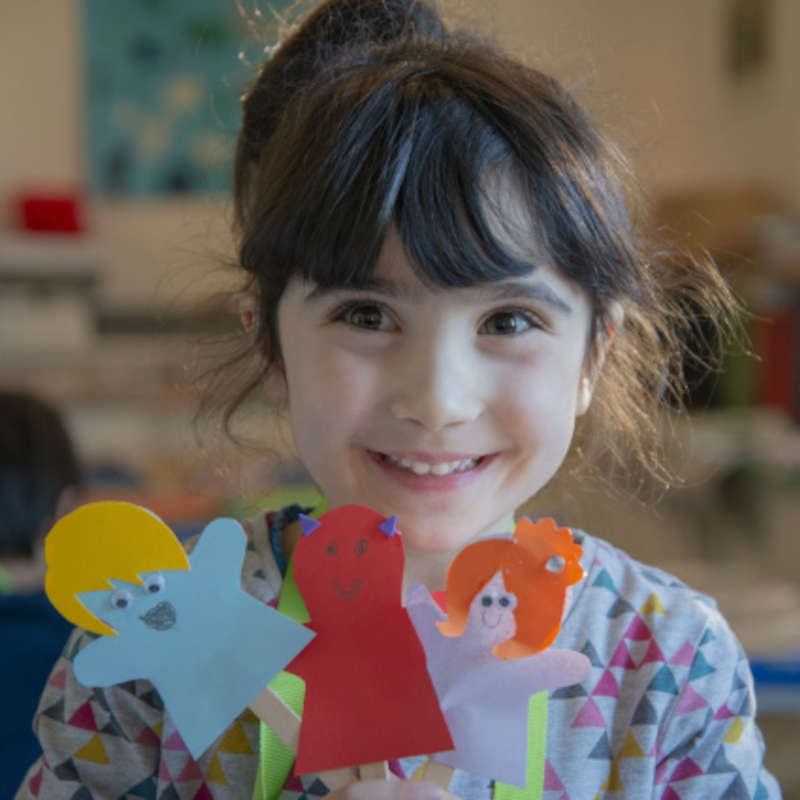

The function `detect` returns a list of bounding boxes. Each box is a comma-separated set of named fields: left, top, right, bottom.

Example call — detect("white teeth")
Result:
left=382, top=454, right=479, bottom=475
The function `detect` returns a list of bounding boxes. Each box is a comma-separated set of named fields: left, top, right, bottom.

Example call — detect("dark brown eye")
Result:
left=355, top=538, right=368, bottom=556
left=480, top=309, right=540, bottom=336
left=349, top=305, right=384, bottom=329
left=326, top=541, right=338, bottom=556
left=336, top=303, right=395, bottom=331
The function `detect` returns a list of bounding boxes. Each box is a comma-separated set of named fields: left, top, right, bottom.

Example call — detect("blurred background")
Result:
left=1, top=0, right=799, bottom=793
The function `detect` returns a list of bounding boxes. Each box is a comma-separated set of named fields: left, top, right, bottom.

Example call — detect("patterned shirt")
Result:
left=14, top=508, right=781, bottom=799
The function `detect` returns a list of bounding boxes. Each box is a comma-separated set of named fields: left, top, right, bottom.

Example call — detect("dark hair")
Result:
left=0, top=392, right=82, bottom=557
left=209, top=0, right=738, bottom=485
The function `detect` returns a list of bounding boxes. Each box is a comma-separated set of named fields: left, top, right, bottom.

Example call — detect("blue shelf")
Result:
left=751, top=655, right=800, bottom=714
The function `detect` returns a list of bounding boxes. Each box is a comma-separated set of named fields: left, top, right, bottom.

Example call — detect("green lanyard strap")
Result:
left=253, top=557, right=309, bottom=800
left=494, top=692, right=547, bottom=800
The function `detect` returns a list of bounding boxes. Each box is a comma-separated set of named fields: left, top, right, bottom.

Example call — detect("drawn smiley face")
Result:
left=326, top=537, right=368, bottom=601
left=325, top=536, right=370, bottom=603
left=468, top=571, right=518, bottom=647
left=294, top=506, right=405, bottom=618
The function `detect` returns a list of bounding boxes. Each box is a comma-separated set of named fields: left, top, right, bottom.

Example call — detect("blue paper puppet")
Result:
left=45, top=502, right=315, bottom=759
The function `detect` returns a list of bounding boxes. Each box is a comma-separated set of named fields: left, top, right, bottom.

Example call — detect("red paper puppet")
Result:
left=287, top=504, right=453, bottom=775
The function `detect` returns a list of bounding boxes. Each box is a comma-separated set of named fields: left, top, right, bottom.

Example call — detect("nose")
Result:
left=389, top=331, right=483, bottom=431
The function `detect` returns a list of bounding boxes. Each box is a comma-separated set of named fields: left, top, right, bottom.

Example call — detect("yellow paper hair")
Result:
left=44, top=501, right=190, bottom=636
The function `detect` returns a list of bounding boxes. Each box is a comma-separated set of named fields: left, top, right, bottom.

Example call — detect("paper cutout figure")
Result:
left=287, top=504, right=453, bottom=774
left=45, top=501, right=190, bottom=637
left=406, top=518, right=592, bottom=787
left=437, top=517, right=585, bottom=658
left=45, top=502, right=315, bottom=758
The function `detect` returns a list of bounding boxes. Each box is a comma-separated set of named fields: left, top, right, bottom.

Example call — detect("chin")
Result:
left=396, top=519, right=484, bottom=555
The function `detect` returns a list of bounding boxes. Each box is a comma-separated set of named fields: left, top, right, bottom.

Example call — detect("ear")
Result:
left=237, top=292, right=259, bottom=336
left=55, top=486, right=81, bottom=522
left=239, top=292, right=289, bottom=403
left=576, top=301, right=623, bottom=417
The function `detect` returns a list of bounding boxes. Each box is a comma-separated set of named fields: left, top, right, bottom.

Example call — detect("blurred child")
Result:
left=0, top=391, right=82, bottom=799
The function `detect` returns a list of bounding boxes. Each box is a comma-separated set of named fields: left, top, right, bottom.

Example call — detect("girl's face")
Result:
left=275, top=228, right=595, bottom=556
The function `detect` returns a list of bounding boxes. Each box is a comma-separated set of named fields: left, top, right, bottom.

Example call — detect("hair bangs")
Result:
left=393, top=86, right=541, bottom=289
left=260, top=60, right=544, bottom=294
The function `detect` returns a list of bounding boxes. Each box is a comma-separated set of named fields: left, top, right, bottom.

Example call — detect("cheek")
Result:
left=283, top=352, right=380, bottom=484
left=495, top=356, right=581, bottom=441
left=285, top=350, right=364, bottom=429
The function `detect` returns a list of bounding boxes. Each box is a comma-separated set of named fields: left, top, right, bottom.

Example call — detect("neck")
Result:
left=402, top=511, right=516, bottom=592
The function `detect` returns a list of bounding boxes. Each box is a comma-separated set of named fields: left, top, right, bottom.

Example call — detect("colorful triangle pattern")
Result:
left=73, top=733, right=110, bottom=764
left=542, top=541, right=773, bottom=800
left=121, top=775, right=157, bottom=800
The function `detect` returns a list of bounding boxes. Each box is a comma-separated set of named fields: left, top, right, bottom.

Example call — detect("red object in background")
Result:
left=755, top=303, right=800, bottom=420
left=15, top=192, right=85, bottom=234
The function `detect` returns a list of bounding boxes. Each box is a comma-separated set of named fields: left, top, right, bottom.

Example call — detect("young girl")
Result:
left=16, top=0, right=781, bottom=798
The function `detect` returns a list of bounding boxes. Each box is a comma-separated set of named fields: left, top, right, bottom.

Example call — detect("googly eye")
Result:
left=110, top=589, right=133, bottom=610
left=546, top=555, right=566, bottom=573
left=355, top=538, right=368, bottom=556
left=481, top=595, right=493, bottom=607
left=499, top=596, right=511, bottom=607
left=143, top=573, right=165, bottom=594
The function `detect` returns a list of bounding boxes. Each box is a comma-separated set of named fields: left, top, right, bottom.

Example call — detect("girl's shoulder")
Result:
left=562, top=530, right=738, bottom=661
left=547, top=538, right=779, bottom=798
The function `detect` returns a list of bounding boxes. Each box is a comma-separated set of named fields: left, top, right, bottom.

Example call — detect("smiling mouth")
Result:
left=481, top=608, right=503, bottom=628
left=333, top=579, right=362, bottom=601
left=373, top=452, right=486, bottom=476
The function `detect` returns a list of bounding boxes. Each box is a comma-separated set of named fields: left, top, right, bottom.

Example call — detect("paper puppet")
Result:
left=406, top=518, right=592, bottom=787
left=45, top=501, right=315, bottom=758
left=286, top=504, right=453, bottom=775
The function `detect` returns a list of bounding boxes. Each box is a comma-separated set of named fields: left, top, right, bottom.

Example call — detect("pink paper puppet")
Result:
left=406, top=531, right=591, bottom=787
left=286, top=504, right=453, bottom=775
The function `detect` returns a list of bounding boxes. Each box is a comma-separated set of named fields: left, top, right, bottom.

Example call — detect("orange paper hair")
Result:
left=437, top=518, right=584, bottom=659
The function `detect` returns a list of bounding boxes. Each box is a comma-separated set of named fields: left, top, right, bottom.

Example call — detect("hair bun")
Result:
left=289, top=0, right=445, bottom=55
left=237, top=0, right=446, bottom=170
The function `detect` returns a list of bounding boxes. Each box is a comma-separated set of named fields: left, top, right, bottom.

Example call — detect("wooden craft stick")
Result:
left=422, top=759, right=455, bottom=789
left=248, top=687, right=354, bottom=788
left=249, top=686, right=301, bottom=750
left=360, top=761, right=390, bottom=780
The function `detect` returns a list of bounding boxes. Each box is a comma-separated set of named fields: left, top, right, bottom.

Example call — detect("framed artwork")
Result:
left=84, top=0, right=287, bottom=196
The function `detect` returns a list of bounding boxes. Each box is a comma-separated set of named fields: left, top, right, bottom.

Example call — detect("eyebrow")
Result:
left=306, top=277, right=574, bottom=315
left=473, top=281, right=574, bottom=315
